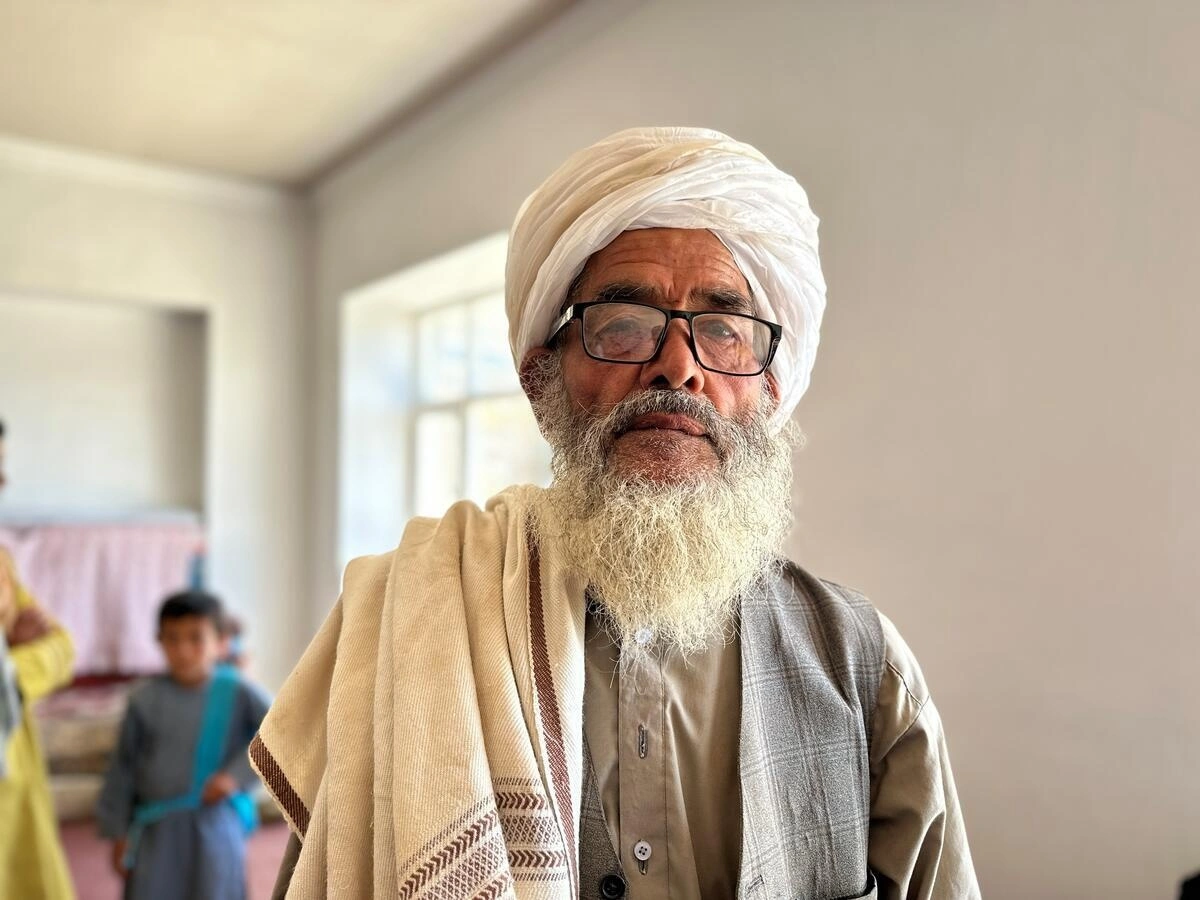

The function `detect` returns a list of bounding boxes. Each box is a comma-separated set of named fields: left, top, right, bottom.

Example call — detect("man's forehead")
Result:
left=584, top=282, right=754, bottom=315
left=574, top=228, right=751, bottom=301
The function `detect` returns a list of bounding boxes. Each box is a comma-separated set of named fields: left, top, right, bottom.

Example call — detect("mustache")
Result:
left=597, top=390, right=736, bottom=457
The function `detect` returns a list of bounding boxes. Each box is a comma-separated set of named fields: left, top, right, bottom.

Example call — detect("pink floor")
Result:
left=60, top=819, right=291, bottom=900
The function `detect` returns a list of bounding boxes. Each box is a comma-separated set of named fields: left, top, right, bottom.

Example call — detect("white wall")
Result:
left=0, top=136, right=310, bottom=691
left=0, top=295, right=206, bottom=516
left=309, top=1, right=1200, bottom=897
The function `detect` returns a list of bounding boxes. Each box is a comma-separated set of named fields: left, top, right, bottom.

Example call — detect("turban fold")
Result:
left=506, top=126, right=826, bottom=432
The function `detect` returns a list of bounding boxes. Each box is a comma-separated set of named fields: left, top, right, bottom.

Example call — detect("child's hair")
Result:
left=158, top=590, right=225, bottom=632
left=219, top=611, right=246, bottom=663
left=219, top=611, right=243, bottom=640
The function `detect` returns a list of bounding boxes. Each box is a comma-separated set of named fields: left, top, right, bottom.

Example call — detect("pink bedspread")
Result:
left=0, top=523, right=205, bottom=675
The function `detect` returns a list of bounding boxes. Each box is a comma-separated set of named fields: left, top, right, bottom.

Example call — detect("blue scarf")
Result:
left=123, top=664, right=257, bottom=867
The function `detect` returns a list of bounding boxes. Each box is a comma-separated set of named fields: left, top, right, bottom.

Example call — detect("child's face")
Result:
left=158, top=615, right=222, bottom=685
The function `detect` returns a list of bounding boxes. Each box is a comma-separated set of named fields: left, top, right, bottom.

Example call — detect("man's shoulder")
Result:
left=343, top=487, right=539, bottom=596
left=874, top=611, right=931, bottom=707
left=770, top=558, right=879, bottom=619
left=770, top=563, right=930, bottom=685
left=342, top=549, right=400, bottom=595
left=761, top=560, right=888, bottom=676
left=749, top=561, right=889, bottom=734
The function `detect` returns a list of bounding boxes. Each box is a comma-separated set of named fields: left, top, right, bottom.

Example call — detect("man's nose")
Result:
left=639, top=319, right=705, bottom=393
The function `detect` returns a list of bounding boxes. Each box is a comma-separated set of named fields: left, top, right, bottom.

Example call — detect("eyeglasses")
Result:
left=546, top=300, right=782, bottom=376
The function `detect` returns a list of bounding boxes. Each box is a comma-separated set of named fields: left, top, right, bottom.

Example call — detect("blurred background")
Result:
left=0, top=1, right=1196, bottom=897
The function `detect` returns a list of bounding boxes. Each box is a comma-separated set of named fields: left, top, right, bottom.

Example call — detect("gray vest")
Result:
left=578, top=562, right=884, bottom=900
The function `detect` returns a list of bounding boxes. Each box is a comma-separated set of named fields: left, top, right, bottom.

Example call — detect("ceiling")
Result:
left=0, top=0, right=573, bottom=186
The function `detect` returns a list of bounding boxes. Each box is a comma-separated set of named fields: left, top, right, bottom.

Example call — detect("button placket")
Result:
left=616, top=648, right=669, bottom=889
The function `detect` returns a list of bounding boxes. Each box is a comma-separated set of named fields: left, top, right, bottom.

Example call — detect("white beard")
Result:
left=527, top=354, right=799, bottom=658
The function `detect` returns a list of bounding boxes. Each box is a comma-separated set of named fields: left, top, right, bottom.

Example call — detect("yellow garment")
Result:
left=0, top=548, right=76, bottom=900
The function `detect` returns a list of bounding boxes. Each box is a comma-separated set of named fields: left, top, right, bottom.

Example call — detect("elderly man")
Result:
left=256, top=128, right=978, bottom=899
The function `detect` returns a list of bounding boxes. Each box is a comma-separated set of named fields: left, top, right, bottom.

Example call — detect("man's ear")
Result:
left=764, top=369, right=782, bottom=404
left=519, top=347, right=553, bottom=403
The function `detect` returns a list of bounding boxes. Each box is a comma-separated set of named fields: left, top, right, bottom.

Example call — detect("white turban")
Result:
left=506, top=126, right=826, bottom=432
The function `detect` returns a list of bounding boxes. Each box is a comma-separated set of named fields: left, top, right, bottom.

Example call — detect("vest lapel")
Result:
left=578, top=736, right=625, bottom=900
left=738, top=564, right=883, bottom=899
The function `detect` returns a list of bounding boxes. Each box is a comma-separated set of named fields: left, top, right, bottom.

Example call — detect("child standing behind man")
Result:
left=96, top=591, right=270, bottom=900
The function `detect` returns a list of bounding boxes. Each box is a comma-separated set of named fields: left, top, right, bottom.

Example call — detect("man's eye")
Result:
left=697, top=318, right=740, bottom=341
left=597, top=317, right=645, bottom=338
left=608, top=318, right=639, bottom=331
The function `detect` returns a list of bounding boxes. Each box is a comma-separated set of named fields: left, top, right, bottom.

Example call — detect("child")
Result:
left=96, top=591, right=270, bottom=900
left=218, top=611, right=250, bottom=673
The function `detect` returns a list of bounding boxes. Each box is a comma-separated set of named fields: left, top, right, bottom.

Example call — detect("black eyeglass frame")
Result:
left=545, top=300, right=783, bottom=377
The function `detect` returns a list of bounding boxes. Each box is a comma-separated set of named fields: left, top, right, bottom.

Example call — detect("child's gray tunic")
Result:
left=97, top=674, right=270, bottom=900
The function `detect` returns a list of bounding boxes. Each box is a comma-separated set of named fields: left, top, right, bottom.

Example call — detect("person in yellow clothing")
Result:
left=0, top=419, right=76, bottom=900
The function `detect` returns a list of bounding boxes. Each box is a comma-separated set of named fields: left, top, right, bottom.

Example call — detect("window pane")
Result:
left=468, top=293, right=520, bottom=394
left=465, top=395, right=551, bottom=502
left=414, top=411, right=463, bottom=517
left=418, top=306, right=468, bottom=403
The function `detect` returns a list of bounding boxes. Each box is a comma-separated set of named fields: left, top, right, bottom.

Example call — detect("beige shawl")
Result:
left=251, top=487, right=587, bottom=898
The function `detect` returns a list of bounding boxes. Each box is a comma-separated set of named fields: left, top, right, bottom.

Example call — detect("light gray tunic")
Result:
left=97, top=673, right=271, bottom=900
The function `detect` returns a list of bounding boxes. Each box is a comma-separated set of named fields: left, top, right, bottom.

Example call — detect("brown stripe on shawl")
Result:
left=526, top=527, right=579, bottom=893
left=249, top=733, right=310, bottom=837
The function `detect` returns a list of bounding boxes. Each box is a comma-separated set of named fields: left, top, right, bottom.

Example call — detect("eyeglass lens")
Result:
left=581, top=302, right=772, bottom=375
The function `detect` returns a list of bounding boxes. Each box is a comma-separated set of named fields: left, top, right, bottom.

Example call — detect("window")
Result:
left=339, top=234, right=551, bottom=565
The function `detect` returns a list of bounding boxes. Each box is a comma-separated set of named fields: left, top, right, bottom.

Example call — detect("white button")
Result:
left=634, top=627, right=653, bottom=646
left=633, top=840, right=652, bottom=861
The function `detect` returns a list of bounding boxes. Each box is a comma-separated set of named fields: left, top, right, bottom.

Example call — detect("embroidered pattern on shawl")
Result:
left=495, top=778, right=571, bottom=880
left=396, top=797, right=509, bottom=900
